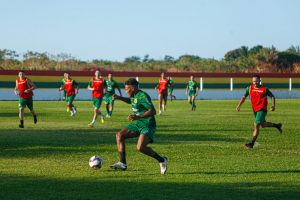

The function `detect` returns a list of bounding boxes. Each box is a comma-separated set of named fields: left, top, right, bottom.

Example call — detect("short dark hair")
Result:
left=253, top=74, right=261, bottom=79
left=125, top=78, right=139, bottom=86
left=95, top=69, right=100, bottom=72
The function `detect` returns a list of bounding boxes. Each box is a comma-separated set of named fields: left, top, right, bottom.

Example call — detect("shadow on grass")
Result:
left=169, top=169, right=300, bottom=175
left=0, top=174, right=299, bottom=200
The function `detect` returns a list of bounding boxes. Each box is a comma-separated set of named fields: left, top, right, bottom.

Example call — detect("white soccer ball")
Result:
left=89, top=155, right=103, bottom=169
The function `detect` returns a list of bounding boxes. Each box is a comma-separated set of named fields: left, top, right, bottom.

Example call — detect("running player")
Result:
left=155, top=72, right=169, bottom=115
left=236, top=75, right=283, bottom=149
left=87, top=69, right=107, bottom=127
left=186, top=75, right=199, bottom=111
left=110, top=78, right=168, bottom=174
left=104, top=73, right=122, bottom=118
left=14, top=71, right=37, bottom=128
left=59, top=72, right=79, bottom=116
left=167, top=76, right=176, bottom=101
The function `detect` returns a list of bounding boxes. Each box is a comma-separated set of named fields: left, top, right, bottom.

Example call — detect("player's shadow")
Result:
left=169, top=169, right=300, bottom=175
left=0, top=128, right=119, bottom=158
left=0, top=173, right=299, bottom=199
left=156, top=132, right=245, bottom=143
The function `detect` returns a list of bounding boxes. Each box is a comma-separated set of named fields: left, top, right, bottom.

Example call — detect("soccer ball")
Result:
left=89, top=155, right=103, bottom=169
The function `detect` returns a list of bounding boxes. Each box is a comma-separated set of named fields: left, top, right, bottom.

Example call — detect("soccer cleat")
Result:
left=275, top=123, right=283, bottom=133
left=100, top=116, right=105, bottom=123
left=244, top=143, right=254, bottom=149
left=106, top=114, right=111, bottom=119
left=88, top=123, right=94, bottom=128
left=159, top=157, right=168, bottom=174
left=110, top=162, right=127, bottom=170
left=19, top=124, right=24, bottom=128
left=159, top=110, right=162, bottom=116
left=34, top=115, right=37, bottom=124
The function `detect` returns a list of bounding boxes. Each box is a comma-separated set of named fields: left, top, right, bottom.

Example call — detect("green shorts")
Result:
left=254, top=110, right=267, bottom=125
left=19, top=97, right=33, bottom=110
left=92, top=97, right=103, bottom=109
left=104, top=94, right=114, bottom=105
left=66, top=94, right=76, bottom=105
left=125, top=121, right=156, bottom=142
left=168, top=88, right=174, bottom=94
left=188, top=91, right=196, bottom=97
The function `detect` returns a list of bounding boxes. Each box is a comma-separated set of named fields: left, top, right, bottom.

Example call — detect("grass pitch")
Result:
left=0, top=99, right=299, bottom=199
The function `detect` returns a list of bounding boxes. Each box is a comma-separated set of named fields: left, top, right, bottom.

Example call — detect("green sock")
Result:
left=109, top=111, right=113, bottom=116
left=189, top=102, right=192, bottom=105
left=192, top=102, right=195, bottom=108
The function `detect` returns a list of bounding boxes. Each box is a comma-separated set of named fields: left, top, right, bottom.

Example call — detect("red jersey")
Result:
left=64, top=79, right=77, bottom=96
left=158, top=78, right=169, bottom=94
left=90, top=77, right=106, bottom=98
left=17, top=78, right=33, bottom=99
left=249, top=84, right=268, bottom=112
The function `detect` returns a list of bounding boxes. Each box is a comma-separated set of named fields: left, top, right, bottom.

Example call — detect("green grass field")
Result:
left=0, top=99, right=299, bottom=200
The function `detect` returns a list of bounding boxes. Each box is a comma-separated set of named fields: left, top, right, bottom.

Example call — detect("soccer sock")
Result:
left=91, top=119, right=96, bottom=124
left=119, top=152, right=126, bottom=164
left=192, top=102, right=195, bottom=108
left=153, top=153, right=165, bottom=163
left=251, top=136, right=258, bottom=144
left=189, top=101, right=192, bottom=105
left=20, top=120, right=24, bottom=125
left=33, top=115, right=37, bottom=124
left=109, top=111, right=113, bottom=116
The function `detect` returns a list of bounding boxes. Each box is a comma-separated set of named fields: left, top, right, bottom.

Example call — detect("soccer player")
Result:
left=155, top=72, right=169, bottom=115
left=236, top=75, right=283, bottom=149
left=186, top=75, right=199, bottom=111
left=87, top=70, right=107, bottom=127
left=14, top=71, right=37, bottom=128
left=104, top=73, right=122, bottom=118
left=59, top=72, right=79, bottom=116
left=110, top=78, right=168, bottom=174
left=167, top=76, right=176, bottom=101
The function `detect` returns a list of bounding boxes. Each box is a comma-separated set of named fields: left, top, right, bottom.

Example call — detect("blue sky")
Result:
left=1, top=0, right=299, bottom=61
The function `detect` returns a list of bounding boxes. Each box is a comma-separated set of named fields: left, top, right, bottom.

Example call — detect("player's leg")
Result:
left=191, top=95, right=196, bottom=111
left=110, top=128, right=137, bottom=170
left=261, top=122, right=283, bottom=133
left=158, top=94, right=162, bottom=115
left=136, top=128, right=167, bottom=174
left=245, top=123, right=260, bottom=149
left=162, top=93, right=167, bottom=112
left=27, top=98, right=37, bottom=124
left=109, top=100, right=114, bottom=116
left=18, top=98, right=26, bottom=128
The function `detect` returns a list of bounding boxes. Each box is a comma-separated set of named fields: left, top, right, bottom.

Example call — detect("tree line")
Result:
left=1, top=45, right=300, bottom=73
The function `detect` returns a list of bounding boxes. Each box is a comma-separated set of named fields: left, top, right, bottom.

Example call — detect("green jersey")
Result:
left=130, top=90, right=156, bottom=127
left=187, top=80, right=199, bottom=93
left=105, top=80, right=119, bottom=95
left=169, top=79, right=174, bottom=89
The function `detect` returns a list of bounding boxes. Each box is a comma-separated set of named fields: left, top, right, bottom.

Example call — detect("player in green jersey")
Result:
left=104, top=73, right=122, bottom=118
left=110, top=78, right=168, bottom=174
left=87, top=69, right=107, bottom=127
left=167, top=76, right=176, bottom=101
left=186, top=75, right=199, bottom=111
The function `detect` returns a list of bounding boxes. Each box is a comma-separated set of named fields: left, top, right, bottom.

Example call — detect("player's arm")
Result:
left=185, top=85, right=188, bottom=95
left=14, top=80, right=19, bottom=95
left=87, top=80, right=94, bottom=91
left=59, top=80, right=65, bottom=91
left=128, top=108, right=156, bottom=121
left=236, top=87, right=249, bottom=111
left=113, top=94, right=131, bottom=104
left=195, top=84, right=199, bottom=96
left=25, top=79, right=36, bottom=93
left=74, top=81, right=79, bottom=94
left=267, top=89, right=276, bottom=111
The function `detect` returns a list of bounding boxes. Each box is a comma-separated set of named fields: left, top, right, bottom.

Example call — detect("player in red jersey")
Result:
left=155, top=72, right=170, bottom=115
left=236, top=75, right=283, bottom=149
left=14, top=71, right=37, bottom=128
left=59, top=72, right=79, bottom=116
left=87, top=69, right=107, bottom=127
